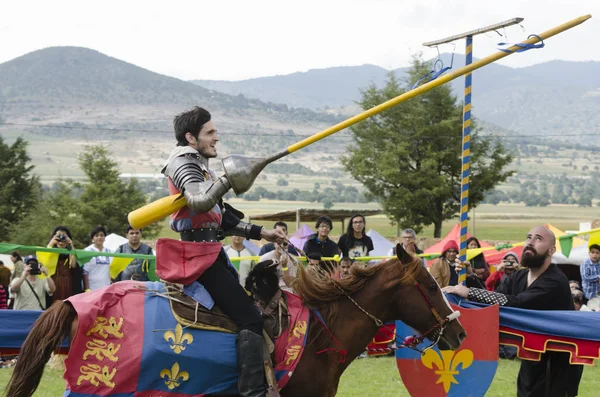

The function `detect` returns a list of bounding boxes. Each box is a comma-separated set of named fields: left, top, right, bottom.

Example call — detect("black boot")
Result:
left=237, top=329, right=267, bottom=397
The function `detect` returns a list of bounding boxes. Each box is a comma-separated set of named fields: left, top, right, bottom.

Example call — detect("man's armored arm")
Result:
left=166, top=155, right=231, bottom=213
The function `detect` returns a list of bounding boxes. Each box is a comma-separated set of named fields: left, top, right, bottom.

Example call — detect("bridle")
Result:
left=333, top=280, right=461, bottom=355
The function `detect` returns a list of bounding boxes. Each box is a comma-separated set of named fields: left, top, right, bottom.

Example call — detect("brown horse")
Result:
left=6, top=245, right=466, bottom=397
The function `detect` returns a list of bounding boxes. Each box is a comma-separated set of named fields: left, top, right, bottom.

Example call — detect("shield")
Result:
left=396, top=304, right=499, bottom=397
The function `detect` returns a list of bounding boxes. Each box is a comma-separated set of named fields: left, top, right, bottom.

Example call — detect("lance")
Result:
left=128, top=14, right=591, bottom=229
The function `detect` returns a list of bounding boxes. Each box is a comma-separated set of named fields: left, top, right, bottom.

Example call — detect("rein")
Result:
left=316, top=279, right=460, bottom=359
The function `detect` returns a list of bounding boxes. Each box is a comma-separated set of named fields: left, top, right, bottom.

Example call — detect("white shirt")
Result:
left=224, top=246, right=255, bottom=287
left=83, top=245, right=113, bottom=290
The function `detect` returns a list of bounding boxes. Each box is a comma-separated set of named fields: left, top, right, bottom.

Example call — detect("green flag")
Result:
left=558, top=234, right=575, bottom=258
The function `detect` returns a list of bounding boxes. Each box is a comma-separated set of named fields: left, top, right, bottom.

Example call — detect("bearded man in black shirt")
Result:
left=443, top=226, right=582, bottom=397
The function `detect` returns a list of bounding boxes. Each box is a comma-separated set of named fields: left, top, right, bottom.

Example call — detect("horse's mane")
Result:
left=292, top=255, right=423, bottom=349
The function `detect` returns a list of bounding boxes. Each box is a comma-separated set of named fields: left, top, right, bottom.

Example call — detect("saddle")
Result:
left=165, top=283, right=290, bottom=396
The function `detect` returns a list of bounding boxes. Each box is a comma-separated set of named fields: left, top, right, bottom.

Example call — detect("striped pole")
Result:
left=458, top=35, right=473, bottom=285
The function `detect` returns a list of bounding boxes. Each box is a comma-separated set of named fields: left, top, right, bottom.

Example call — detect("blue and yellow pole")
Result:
left=458, top=35, right=473, bottom=284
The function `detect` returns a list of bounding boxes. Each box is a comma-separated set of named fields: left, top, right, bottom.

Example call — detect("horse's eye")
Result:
left=428, top=284, right=438, bottom=293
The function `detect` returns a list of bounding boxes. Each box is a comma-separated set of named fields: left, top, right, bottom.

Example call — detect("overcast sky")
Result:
left=1, top=0, right=597, bottom=81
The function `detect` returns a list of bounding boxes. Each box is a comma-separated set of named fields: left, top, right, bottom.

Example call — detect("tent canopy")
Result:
left=424, top=224, right=492, bottom=254
left=367, top=229, right=395, bottom=257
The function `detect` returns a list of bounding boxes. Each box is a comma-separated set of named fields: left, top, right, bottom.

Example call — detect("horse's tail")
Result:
left=5, top=300, right=76, bottom=397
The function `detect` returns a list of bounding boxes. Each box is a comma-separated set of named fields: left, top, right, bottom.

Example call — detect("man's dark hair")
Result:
left=307, top=252, right=322, bottom=261
left=0, top=261, right=3, bottom=266
left=90, top=226, right=107, bottom=240
left=126, top=225, right=142, bottom=234
left=274, top=221, right=288, bottom=230
left=51, top=225, right=72, bottom=239
left=11, top=251, right=22, bottom=261
left=315, top=216, right=333, bottom=230
left=173, top=107, right=212, bottom=146
left=590, top=244, right=600, bottom=252
left=340, top=256, right=352, bottom=263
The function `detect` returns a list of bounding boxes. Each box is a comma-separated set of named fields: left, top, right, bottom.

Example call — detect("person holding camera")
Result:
left=47, top=226, right=83, bottom=301
left=485, top=252, right=521, bottom=291
left=9, top=256, right=56, bottom=310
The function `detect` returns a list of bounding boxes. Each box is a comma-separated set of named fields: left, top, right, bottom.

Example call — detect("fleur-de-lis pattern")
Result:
left=164, top=323, right=194, bottom=354
left=421, top=349, right=474, bottom=393
left=160, top=362, right=190, bottom=390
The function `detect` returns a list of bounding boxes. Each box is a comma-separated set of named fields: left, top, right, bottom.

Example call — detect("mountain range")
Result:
left=192, top=53, right=600, bottom=142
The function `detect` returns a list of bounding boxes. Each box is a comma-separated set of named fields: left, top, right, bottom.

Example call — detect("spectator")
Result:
left=115, top=226, right=154, bottom=282
left=259, top=241, right=298, bottom=293
left=0, top=284, right=7, bottom=309
left=388, top=229, right=424, bottom=256
left=303, top=216, right=340, bottom=259
left=444, top=226, right=581, bottom=397
left=486, top=252, right=520, bottom=291
left=9, top=252, right=24, bottom=282
left=465, top=237, right=490, bottom=289
left=224, top=235, right=256, bottom=286
left=337, top=214, right=374, bottom=259
left=258, top=222, right=299, bottom=256
left=572, top=290, right=592, bottom=311
left=0, top=260, right=10, bottom=293
left=10, top=256, right=56, bottom=310
left=83, top=226, right=112, bottom=291
left=339, top=256, right=352, bottom=279
left=47, top=226, right=83, bottom=301
left=429, top=240, right=460, bottom=288
left=307, top=252, right=322, bottom=268
left=580, top=244, right=600, bottom=300
left=569, top=280, right=582, bottom=292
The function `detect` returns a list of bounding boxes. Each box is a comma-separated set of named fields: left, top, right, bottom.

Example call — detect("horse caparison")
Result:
left=5, top=244, right=466, bottom=397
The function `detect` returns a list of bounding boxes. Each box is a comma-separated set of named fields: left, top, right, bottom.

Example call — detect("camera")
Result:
left=57, top=235, right=68, bottom=243
left=28, top=260, right=41, bottom=275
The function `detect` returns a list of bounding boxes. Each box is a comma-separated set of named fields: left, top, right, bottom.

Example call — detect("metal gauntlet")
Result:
left=183, top=176, right=232, bottom=213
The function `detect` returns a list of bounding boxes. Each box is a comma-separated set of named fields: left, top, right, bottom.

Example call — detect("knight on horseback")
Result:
left=162, top=106, right=286, bottom=397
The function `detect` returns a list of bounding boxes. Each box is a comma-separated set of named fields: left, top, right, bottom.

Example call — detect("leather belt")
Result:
left=180, top=228, right=222, bottom=242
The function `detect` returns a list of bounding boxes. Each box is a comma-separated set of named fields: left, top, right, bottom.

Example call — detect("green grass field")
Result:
left=158, top=200, right=598, bottom=244
left=2, top=357, right=599, bottom=396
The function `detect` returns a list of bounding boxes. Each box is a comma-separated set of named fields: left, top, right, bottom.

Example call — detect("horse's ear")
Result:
left=396, top=243, right=413, bottom=264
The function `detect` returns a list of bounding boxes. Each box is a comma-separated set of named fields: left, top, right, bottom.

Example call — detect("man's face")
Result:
left=590, top=248, right=600, bottom=263
left=127, top=229, right=142, bottom=245
left=340, top=260, right=351, bottom=278
left=188, top=121, right=218, bottom=158
left=308, top=259, right=320, bottom=267
left=445, top=248, right=458, bottom=263
left=317, top=223, right=331, bottom=238
left=231, top=236, right=245, bottom=245
left=522, top=227, right=555, bottom=269
left=401, top=233, right=415, bottom=248
left=92, top=232, right=105, bottom=246
left=352, top=217, right=365, bottom=234
left=275, top=225, right=288, bottom=236
left=569, top=282, right=581, bottom=291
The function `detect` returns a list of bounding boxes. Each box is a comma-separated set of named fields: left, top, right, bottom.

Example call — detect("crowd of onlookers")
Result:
left=0, top=225, right=153, bottom=312
left=2, top=214, right=600, bottom=314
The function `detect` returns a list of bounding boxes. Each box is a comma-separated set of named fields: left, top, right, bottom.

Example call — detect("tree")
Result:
left=76, top=145, right=159, bottom=240
left=341, top=56, right=514, bottom=237
left=11, top=145, right=158, bottom=246
left=0, top=136, right=41, bottom=241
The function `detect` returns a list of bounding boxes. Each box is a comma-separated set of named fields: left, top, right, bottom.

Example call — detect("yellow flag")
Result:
left=589, top=231, right=600, bottom=249
left=110, top=257, right=134, bottom=279
left=466, top=248, right=484, bottom=261
left=36, top=251, right=60, bottom=278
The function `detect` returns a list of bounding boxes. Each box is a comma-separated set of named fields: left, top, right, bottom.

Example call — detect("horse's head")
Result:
left=244, top=259, right=280, bottom=306
left=387, top=244, right=466, bottom=351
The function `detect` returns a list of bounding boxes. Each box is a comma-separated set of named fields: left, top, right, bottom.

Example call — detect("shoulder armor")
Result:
left=165, top=154, right=206, bottom=191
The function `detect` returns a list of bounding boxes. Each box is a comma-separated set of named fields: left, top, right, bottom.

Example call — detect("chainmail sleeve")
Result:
left=467, top=288, right=509, bottom=306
